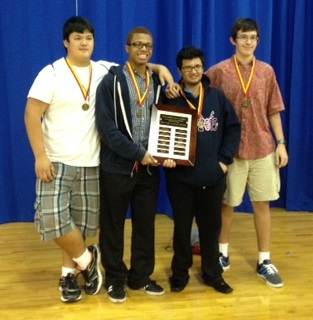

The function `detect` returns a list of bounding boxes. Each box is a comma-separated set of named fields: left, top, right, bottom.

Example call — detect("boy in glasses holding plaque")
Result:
left=164, top=46, right=241, bottom=294
left=24, top=17, right=174, bottom=303
left=206, top=18, right=288, bottom=288
left=95, top=27, right=176, bottom=303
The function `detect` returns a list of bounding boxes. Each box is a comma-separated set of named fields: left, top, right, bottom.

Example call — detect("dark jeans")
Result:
left=99, top=166, right=160, bottom=288
left=166, top=178, right=225, bottom=284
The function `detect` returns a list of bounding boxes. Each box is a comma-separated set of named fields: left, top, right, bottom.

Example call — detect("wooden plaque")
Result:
left=148, top=103, right=198, bottom=166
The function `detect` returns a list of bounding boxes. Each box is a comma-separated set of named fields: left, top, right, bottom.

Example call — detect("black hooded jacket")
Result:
left=95, top=65, right=164, bottom=175
left=164, top=74, right=241, bottom=187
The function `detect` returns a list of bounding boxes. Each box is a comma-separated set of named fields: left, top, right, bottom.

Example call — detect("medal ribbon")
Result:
left=180, top=82, right=204, bottom=116
left=126, top=62, right=150, bottom=107
left=65, top=58, right=92, bottom=101
left=233, top=55, right=255, bottom=96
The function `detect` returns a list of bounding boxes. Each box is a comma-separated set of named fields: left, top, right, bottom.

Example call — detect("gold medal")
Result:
left=82, top=103, right=90, bottom=111
left=136, top=108, right=142, bottom=117
left=242, top=97, right=251, bottom=108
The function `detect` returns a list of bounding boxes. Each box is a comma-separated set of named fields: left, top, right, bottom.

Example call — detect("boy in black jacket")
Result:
left=95, top=27, right=175, bottom=303
left=165, top=46, right=241, bottom=294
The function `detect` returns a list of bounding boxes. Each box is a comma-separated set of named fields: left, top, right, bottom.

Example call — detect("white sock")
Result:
left=219, top=243, right=229, bottom=257
left=73, top=248, right=92, bottom=270
left=61, top=267, right=77, bottom=277
left=259, top=252, right=270, bottom=264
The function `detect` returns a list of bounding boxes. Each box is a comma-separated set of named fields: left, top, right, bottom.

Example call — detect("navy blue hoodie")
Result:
left=95, top=65, right=164, bottom=175
left=164, top=75, right=241, bottom=187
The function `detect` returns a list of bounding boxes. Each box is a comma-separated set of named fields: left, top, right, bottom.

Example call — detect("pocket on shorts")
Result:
left=34, top=199, right=43, bottom=221
left=34, top=199, right=41, bottom=211
left=276, top=168, right=281, bottom=193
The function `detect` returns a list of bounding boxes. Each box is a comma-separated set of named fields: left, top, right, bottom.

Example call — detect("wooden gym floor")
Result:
left=1, top=208, right=312, bottom=320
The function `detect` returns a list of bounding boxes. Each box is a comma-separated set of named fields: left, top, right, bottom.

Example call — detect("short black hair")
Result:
left=176, top=46, right=205, bottom=70
left=63, top=16, right=95, bottom=41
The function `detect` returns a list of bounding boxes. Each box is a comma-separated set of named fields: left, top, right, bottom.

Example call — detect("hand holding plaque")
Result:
left=148, top=104, right=197, bottom=166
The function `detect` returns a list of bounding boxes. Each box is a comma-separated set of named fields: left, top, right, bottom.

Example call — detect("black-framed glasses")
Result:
left=181, top=64, right=203, bottom=72
left=127, top=41, right=154, bottom=50
left=236, top=35, right=259, bottom=42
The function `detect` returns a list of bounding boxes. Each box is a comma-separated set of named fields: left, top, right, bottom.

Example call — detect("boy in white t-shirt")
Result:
left=24, top=16, right=174, bottom=303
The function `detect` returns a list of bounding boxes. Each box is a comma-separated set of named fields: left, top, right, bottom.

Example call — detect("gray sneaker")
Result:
left=256, top=259, right=284, bottom=288
left=219, top=253, right=230, bottom=271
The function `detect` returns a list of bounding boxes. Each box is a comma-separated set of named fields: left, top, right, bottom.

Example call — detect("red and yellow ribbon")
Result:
left=126, top=62, right=150, bottom=107
left=65, top=58, right=92, bottom=101
left=233, top=55, right=255, bottom=96
left=180, top=82, right=204, bottom=116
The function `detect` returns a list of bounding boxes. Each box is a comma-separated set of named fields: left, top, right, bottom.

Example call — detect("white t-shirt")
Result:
left=28, top=58, right=116, bottom=166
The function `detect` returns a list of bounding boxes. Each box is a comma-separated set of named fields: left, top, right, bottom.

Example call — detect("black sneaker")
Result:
left=170, top=278, right=187, bottom=292
left=107, top=280, right=127, bottom=303
left=204, top=278, right=233, bottom=294
left=59, top=273, right=82, bottom=303
left=140, top=280, right=165, bottom=296
left=80, top=244, right=103, bottom=295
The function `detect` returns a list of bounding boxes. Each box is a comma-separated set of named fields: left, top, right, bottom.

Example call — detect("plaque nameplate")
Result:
left=148, top=103, right=197, bottom=166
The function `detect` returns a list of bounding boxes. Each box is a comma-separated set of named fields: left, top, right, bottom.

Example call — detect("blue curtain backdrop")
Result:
left=0, top=0, right=312, bottom=224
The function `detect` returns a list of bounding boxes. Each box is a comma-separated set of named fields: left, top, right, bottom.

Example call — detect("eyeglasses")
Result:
left=181, top=65, right=203, bottom=72
left=127, top=42, right=154, bottom=50
left=236, top=35, right=259, bottom=43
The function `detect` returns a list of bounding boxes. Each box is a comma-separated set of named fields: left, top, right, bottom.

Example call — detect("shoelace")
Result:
left=262, top=263, right=278, bottom=275
left=62, top=274, right=79, bottom=290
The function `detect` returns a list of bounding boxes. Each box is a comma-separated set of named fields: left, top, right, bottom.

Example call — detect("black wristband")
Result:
left=277, top=139, right=286, bottom=145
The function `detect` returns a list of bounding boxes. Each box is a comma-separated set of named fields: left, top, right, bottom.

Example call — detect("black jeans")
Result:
left=166, top=178, right=225, bottom=284
left=99, top=166, right=160, bottom=288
